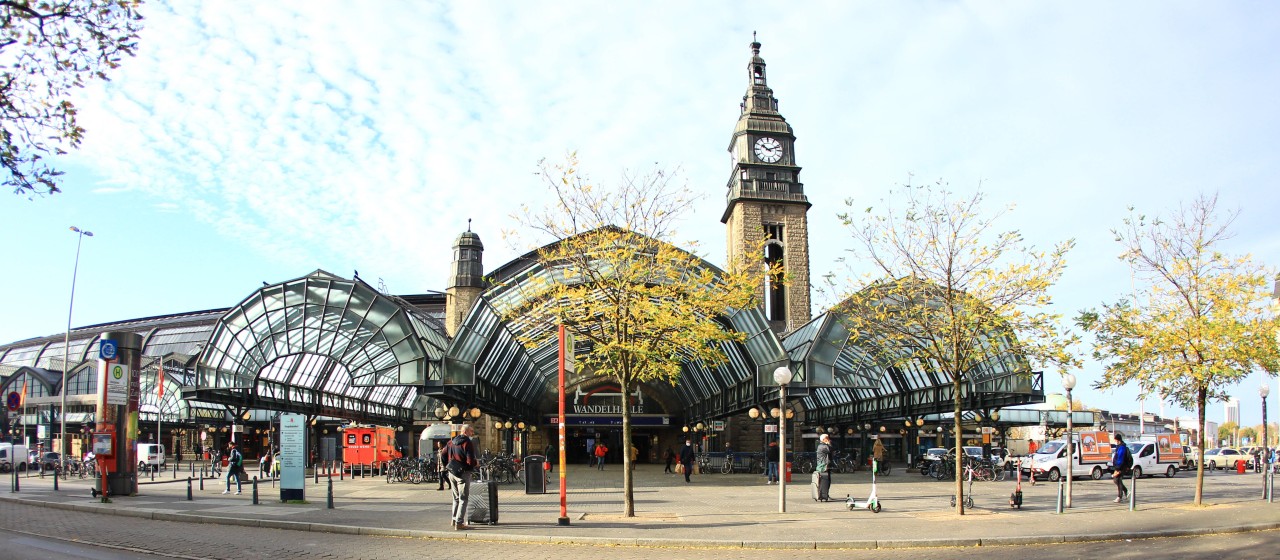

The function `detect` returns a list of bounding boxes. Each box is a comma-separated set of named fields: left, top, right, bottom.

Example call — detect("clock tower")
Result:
left=722, top=37, right=812, bottom=333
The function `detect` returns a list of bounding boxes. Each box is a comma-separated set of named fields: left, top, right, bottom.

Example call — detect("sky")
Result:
left=1, top=1, right=1278, bottom=428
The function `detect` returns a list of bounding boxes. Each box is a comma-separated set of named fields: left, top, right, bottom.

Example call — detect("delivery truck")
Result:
left=343, top=426, right=401, bottom=470
left=1127, top=434, right=1184, bottom=478
left=1021, top=430, right=1114, bottom=482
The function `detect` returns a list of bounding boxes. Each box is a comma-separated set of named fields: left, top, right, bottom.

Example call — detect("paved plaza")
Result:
left=3, top=462, right=1278, bottom=549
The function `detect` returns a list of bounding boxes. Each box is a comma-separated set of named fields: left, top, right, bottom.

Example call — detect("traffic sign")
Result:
left=99, top=339, right=118, bottom=361
left=5, top=391, right=19, bottom=411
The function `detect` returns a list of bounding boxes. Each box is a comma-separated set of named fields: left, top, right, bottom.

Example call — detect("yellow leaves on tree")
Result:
left=1078, top=193, right=1280, bottom=505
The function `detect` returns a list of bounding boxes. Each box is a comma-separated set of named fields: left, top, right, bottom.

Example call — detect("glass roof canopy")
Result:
left=792, top=287, right=1043, bottom=426
left=191, top=270, right=448, bottom=424
left=441, top=232, right=789, bottom=422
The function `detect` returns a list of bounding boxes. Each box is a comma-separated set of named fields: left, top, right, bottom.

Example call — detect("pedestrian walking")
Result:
left=872, top=437, right=886, bottom=473
left=814, top=433, right=833, bottom=501
left=1111, top=432, right=1132, bottom=503
left=221, top=441, right=243, bottom=495
left=679, top=439, right=695, bottom=483
left=435, top=441, right=449, bottom=491
left=445, top=424, right=479, bottom=530
left=766, top=441, right=780, bottom=484
left=663, top=446, right=675, bottom=474
left=629, top=443, right=639, bottom=472
left=594, top=442, right=608, bottom=470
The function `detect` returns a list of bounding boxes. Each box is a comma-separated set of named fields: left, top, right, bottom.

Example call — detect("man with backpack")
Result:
left=1111, top=432, right=1132, bottom=503
left=445, top=424, right=479, bottom=530
left=222, top=441, right=244, bottom=495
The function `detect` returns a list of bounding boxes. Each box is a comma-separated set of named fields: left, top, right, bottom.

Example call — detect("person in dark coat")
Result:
left=1111, top=432, right=1132, bottom=503
left=766, top=441, right=780, bottom=484
left=663, top=446, right=675, bottom=474
left=679, top=439, right=696, bottom=483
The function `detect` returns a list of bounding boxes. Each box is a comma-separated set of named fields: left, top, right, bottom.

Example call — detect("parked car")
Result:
left=923, top=448, right=947, bottom=461
left=39, top=452, right=61, bottom=471
left=1202, top=447, right=1252, bottom=470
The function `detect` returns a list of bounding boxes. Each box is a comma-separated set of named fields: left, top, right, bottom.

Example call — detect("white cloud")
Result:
left=37, top=0, right=1280, bottom=419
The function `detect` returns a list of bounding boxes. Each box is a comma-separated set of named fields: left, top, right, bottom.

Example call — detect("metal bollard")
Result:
left=1129, top=470, right=1137, bottom=511
left=53, top=471, right=58, bottom=491
left=340, top=463, right=345, bottom=481
left=187, top=477, right=193, bottom=500
left=327, top=478, right=334, bottom=509
left=314, top=464, right=319, bottom=484
left=252, top=477, right=259, bottom=505
left=191, top=462, right=195, bottom=477
left=151, top=465, right=155, bottom=481
left=1055, top=477, right=1063, bottom=513
left=200, top=472, right=204, bottom=491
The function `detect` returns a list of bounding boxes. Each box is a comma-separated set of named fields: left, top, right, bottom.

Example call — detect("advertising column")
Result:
left=97, top=331, right=142, bottom=496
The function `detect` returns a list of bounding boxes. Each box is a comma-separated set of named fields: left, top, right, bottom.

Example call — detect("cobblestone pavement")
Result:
left=3, top=462, right=1278, bottom=553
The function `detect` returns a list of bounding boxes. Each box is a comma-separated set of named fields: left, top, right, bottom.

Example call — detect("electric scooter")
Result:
left=1009, top=457, right=1023, bottom=509
left=846, top=459, right=882, bottom=513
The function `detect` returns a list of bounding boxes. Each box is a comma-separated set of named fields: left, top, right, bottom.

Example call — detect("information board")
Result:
left=104, top=362, right=130, bottom=406
left=279, top=413, right=306, bottom=501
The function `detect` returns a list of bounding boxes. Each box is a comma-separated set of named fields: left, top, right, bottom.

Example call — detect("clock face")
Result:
left=754, top=137, right=783, bottom=163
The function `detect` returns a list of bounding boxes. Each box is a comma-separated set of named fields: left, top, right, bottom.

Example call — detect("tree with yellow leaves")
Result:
left=504, top=155, right=767, bottom=517
left=832, top=181, right=1079, bottom=514
left=1078, top=193, right=1280, bottom=505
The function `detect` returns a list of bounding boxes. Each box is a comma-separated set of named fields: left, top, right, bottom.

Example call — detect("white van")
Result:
left=0, top=443, right=29, bottom=472
left=137, top=443, right=166, bottom=470
left=1128, top=435, right=1184, bottom=478
left=1021, top=430, right=1114, bottom=482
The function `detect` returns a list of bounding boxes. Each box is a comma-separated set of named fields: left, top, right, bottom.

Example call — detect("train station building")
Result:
left=0, top=41, right=1062, bottom=468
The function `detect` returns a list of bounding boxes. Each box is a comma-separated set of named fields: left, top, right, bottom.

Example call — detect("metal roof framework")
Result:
left=439, top=231, right=791, bottom=423
left=789, top=287, right=1045, bottom=427
left=188, top=270, right=449, bottom=425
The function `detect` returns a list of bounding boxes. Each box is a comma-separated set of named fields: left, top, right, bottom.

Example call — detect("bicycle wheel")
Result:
left=722, top=458, right=733, bottom=474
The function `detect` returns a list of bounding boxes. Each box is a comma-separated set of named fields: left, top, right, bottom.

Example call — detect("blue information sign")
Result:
left=99, top=339, right=118, bottom=361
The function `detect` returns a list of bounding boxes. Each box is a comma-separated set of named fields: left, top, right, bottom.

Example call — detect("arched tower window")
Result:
left=753, top=64, right=765, bottom=85
left=764, top=224, right=785, bottom=322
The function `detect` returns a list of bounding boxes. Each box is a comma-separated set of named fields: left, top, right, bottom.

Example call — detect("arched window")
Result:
left=763, top=224, right=786, bottom=322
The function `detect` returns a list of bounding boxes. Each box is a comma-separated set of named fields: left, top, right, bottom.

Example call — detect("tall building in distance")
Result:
left=1225, top=398, right=1240, bottom=427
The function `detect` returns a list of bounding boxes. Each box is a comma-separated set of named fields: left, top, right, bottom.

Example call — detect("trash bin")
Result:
left=785, top=461, right=792, bottom=483
left=524, top=455, right=547, bottom=494
left=1237, top=460, right=1247, bottom=474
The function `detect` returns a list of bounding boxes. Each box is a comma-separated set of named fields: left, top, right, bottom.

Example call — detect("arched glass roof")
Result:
left=191, top=270, right=447, bottom=424
left=441, top=230, right=790, bottom=421
left=790, top=282, right=1043, bottom=426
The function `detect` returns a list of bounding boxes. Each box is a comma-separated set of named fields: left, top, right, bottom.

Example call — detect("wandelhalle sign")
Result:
left=572, top=385, right=646, bottom=415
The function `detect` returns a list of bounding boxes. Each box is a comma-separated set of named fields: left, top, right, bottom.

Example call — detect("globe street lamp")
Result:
left=773, top=366, right=793, bottom=513
left=1063, top=373, right=1077, bottom=508
left=62, top=226, right=93, bottom=461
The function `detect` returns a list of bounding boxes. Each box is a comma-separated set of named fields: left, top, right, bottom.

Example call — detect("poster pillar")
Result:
left=98, top=331, right=143, bottom=496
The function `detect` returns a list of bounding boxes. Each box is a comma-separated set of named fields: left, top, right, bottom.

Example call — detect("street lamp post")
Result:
left=1261, top=384, right=1270, bottom=473
left=774, top=366, right=792, bottom=513
left=1063, top=373, right=1077, bottom=508
left=61, top=226, right=93, bottom=461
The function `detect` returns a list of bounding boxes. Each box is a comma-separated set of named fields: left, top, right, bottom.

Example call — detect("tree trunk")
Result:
left=620, top=374, right=635, bottom=517
left=1195, top=385, right=1207, bottom=505
left=954, top=375, right=965, bottom=515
